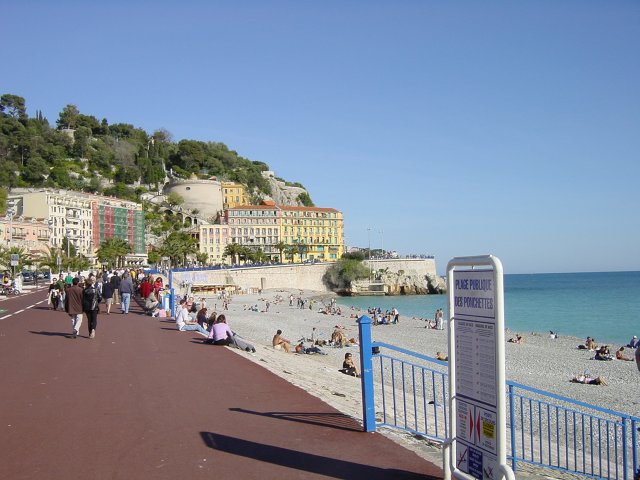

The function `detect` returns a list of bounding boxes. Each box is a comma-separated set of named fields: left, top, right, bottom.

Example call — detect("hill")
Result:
left=0, top=93, right=312, bottom=207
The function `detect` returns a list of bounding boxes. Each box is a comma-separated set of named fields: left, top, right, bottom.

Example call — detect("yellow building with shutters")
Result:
left=204, top=202, right=344, bottom=264
left=278, top=206, right=344, bottom=262
left=221, top=182, right=249, bottom=209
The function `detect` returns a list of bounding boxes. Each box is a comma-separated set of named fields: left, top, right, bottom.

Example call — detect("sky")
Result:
left=2, top=1, right=639, bottom=274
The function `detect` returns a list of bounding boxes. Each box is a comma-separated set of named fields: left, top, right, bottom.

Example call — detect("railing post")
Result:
left=622, top=416, right=628, bottom=480
left=508, top=383, right=517, bottom=473
left=358, top=315, right=376, bottom=432
left=169, top=287, right=175, bottom=316
left=632, top=418, right=638, bottom=480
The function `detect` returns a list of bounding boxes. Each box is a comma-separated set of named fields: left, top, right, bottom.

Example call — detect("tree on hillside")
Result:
left=57, top=104, right=80, bottom=129
left=0, top=94, right=28, bottom=122
left=166, top=192, right=184, bottom=207
left=323, top=258, right=370, bottom=291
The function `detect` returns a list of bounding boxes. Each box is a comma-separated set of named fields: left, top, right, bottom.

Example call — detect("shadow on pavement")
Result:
left=229, top=407, right=361, bottom=432
left=29, top=330, right=72, bottom=337
left=200, top=431, right=437, bottom=480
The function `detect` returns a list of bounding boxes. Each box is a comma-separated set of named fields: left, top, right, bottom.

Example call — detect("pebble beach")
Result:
left=192, top=288, right=639, bottom=477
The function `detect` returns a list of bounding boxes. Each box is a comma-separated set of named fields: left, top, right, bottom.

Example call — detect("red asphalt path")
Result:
left=0, top=289, right=443, bottom=480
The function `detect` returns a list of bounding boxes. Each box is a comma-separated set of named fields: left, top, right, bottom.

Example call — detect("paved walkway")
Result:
left=0, top=289, right=443, bottom=479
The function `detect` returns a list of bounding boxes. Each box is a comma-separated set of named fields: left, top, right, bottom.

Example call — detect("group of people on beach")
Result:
left=172, top=296, right=256, bottom=352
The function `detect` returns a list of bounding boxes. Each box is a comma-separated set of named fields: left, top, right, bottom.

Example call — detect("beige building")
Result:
left=7, top=189, right=145, bottom=262
left=197, top=223, right=232, bottom=264
left=0, top=216, right=51, bottom=256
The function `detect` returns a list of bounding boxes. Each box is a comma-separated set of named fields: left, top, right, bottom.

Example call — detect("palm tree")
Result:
left=284, top=245, right=297, bottom=264
left=274, top=240, right=288, bottom=264
left=35, top=246, right=64, bottom=274
left=96, top=237, right=133, bottom=269
left=223, top=243, right=243, bottom=265
left=157, top=231, right=197, bottom=267
left=0, top=245, right=33, bottom=273
left=196, top=251, right=208, bottom=266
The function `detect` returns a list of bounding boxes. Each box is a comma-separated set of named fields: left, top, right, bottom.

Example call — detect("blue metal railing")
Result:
left=357, top=315, right=640, bottom=480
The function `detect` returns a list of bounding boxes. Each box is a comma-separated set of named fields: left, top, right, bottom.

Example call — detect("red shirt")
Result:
left=140, top=280, right=153, bottom=299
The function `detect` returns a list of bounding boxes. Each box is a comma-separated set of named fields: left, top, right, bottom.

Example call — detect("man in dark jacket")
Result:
left=102, top=281, right=114, bottom=315
left=110, top=272, right=121, bottom=305
left=64, top=278, right=84, bottom=339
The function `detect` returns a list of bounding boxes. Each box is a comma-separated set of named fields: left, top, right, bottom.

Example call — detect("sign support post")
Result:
left=444, top=255, right=514, bottom=480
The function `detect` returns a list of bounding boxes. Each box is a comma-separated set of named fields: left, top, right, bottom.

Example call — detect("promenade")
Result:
left=0, top=289, right=443, bottom=480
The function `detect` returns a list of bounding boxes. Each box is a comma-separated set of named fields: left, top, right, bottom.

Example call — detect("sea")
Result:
left=336, top=271, right=640, bottom=346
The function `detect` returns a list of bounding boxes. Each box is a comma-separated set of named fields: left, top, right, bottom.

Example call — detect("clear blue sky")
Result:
left=2, top=1, right=639, bottom=274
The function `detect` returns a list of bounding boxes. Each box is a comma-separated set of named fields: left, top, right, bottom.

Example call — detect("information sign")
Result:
left=10, top=254, right=19, bottom=267
left=445, top=256, right=514, bottom=480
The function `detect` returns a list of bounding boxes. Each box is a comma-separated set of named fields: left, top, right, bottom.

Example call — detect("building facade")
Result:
left=279, top=206, right=344, bottom=262
left=0, top=216, right=51, bottom=256
left=221, top=181, right=249, bottom=209
left=7, top=189, right=145, bottom=262
left=201, top=203, right=344, bottom=264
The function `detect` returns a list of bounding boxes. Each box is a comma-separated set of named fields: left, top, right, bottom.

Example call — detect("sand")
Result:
left=193, top=289, right=639, bottom=478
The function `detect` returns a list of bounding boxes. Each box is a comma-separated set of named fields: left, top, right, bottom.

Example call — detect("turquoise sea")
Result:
left=336, top=271, right=640, bottom=345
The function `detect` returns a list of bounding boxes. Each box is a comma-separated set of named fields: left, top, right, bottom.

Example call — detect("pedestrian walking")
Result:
left=82, top=277, right=101, bottom=339
left=64, top=278, right=84, bottom=339
left=119, top=272, right=134, bottom=314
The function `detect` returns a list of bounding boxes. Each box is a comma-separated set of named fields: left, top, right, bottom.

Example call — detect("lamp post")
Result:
left=367, top=227, right=372, bottom=283
left=379, top=229, right=384, bottom=259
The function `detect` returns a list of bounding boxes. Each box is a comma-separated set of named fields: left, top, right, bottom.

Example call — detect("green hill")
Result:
left=0, top=93, right=306, bottom=204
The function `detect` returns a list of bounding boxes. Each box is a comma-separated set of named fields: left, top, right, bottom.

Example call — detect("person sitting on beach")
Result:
left=508, top=334, right=524, bottom=344
left=272, top=329, right=291, bottom=353
left=175, top=299, right=209, bottom=336
left=205, top=314, right=233, bottom=346
left=627, top=336, right=639, bottom=348
left=615, top=346, right=633, bottom=361
left=339, top=352, right=360, bottom=377
left=436, top=351, right=448, bottom=361
left=331, top=328, right=347, bottom=347
left=195, top=307, right=209, bottom=329
left=571, top=374, right=607, bottom=385
left=295, top=341, right=326, bottom=355
left=549, top=331, right=558, bottom=339
left=594, top=346, right=613, bottom=361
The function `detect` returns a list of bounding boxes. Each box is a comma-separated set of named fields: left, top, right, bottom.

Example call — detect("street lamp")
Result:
left=367, top=227, right=372, bottom=283
left=379, top=229, right=384, bottom=259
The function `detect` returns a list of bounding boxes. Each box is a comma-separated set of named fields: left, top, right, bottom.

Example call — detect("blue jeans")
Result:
left=121, top=293, right=131, bottom=313
left=180, top=324, right=208, bottom=336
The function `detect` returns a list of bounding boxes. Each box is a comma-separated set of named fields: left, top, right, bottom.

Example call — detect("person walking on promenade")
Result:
left=82, top=277, right=101, bottom=339
left=65, top=278, right=84, bottom=339
left=101, top=281, right=114, bottom=315
left=48, top=278, right=61, bottom=310
left=119, top=272, right=134, bottom=314
left=110, top=272, right=121, bottom=305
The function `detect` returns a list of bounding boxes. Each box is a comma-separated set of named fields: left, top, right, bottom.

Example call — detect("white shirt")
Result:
left=175, top=306, right=189, bottom=329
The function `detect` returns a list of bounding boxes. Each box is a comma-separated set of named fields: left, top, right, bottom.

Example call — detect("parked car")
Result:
left=21, top=271, right=34, bottom=283
left=42, top=271, right=51, bottom=280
